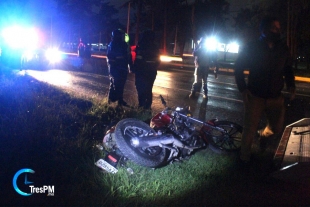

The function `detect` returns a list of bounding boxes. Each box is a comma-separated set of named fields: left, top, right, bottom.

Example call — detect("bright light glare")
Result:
left=131, top=138, right=139, bottom=147
left=226, top=42, right=239, bottom=53
left=160, top=55, right=182, bottom=62
left=26, top=70, right=71, bottom=86
left=217, top=43, right=226, bottom=52
left=2, top=26, right=38, bottom=49
left=205, top=37, right=218, bottom=51
left=23, top=50, right=35, bottom=61
left=45, top=48, right=61, bottom=63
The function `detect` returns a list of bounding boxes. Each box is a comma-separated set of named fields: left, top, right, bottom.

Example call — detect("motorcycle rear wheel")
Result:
left=206, top=121, right=242, bottom=153
left=114, top=118, right=168, bottom=168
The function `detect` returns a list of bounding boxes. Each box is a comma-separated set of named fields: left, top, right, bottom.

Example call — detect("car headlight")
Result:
left=226, top=42, right=239, bottom=53
left=22, top=50, right=35, bottom=61
left=45, top=48, right=61, bottom=63
left=205, top=37, right=218, bottom=51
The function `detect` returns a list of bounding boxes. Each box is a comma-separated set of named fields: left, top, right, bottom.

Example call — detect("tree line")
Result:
left=1, top=0, right=309, bottom=66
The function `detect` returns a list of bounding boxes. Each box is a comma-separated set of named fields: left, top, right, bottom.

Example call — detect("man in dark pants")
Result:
left=132, top=30, right=160, bottom=109
left=189, top=37, right=212, bottom=99
left=234, top=16, right=296, bottom=164
left=106, top=29, right=132, bottom=106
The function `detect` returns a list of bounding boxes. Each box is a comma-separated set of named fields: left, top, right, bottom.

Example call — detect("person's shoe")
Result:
left=189, top=92, right=196, bottom=99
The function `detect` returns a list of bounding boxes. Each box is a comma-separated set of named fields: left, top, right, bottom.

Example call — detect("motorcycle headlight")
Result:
left=130, top=137, right=140, bottom=147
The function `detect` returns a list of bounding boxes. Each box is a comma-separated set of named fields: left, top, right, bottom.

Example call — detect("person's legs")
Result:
left=144, top=72, right=157, bottom=109
left=114, top=71, right=128, bottom=104
left=108, top=69, right=117, bottom=102
left=190, top=67, right=201, bottom=98
left=262, top=95, right=285, bottom=137
left=201, top=66, right=209, bottom=97
left=135, top=73, right=147, bottom=107
left=240, top=94, right=265, bottom=162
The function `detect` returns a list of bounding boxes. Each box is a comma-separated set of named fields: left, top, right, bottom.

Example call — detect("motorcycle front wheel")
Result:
left=206, top=121, right=242, bottom=153
left=114, top=118, right=168, bottom=168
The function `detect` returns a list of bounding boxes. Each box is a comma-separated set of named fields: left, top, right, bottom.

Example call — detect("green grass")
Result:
left=0, top=70, right=309, bottom=206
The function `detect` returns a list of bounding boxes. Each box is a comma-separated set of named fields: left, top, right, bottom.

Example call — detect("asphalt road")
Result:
left=20, top=55, right=310, bottom=129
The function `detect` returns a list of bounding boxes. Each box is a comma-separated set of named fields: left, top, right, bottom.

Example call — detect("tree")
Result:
left=54, top=0, right=120, bottom=44
left=233, top=5, right=265, bottom=43
left=95, top=1, right=121, bottom=44
left=191, top=0, right=230, bottom=45
left=141, top=0, right=230, bottom=55
left=234, top=0, right=310, bottom=69
left=287, top=0, right=310, bottom=69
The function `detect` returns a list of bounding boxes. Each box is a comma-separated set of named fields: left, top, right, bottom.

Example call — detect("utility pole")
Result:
left=191, top=4, right=196, bottom=49
left=287, top=0, right=290, bottom=48
left=163, top=0, right=167, bottom=54
left=99, top=32, right=101, bottom=51
left=173, top=25, right=178, bottom=55
left=135, top=0, right=141, bottom=45
left=127, top=2, right=131, bottom=34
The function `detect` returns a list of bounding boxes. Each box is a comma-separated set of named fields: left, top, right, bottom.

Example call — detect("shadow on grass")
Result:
left=0, top=71, right=121, bottom=206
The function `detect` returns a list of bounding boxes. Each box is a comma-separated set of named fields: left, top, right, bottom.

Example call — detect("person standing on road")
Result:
left=189, top=37, right=212, bottom=99
left=78, top=38, right=85, bottom=58
left=106, top=29, right=132, bottom=106
left=132, top=30, right=160, bottom=109
left=234, top=16, right=296, bottom=164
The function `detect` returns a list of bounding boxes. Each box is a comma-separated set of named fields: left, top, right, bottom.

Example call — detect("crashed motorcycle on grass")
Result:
left=96, top=96, right=243, bottom=173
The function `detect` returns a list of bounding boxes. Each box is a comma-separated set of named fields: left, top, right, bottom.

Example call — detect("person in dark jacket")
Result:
left=106, top=29, right=132, bottom=106
left=234, top=16, right=296, bottom=164
left=189, top=37, right=213, bottom=99
left=132, top=30, right=160, bottom=109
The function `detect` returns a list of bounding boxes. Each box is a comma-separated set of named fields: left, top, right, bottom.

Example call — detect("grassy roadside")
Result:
left=0, top=70, right=229, bottom=206
left=0, top=70, right=309, bottom=206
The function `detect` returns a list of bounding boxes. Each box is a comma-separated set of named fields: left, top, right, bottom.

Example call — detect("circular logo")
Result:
left=12, top=168, right=35, bottom=196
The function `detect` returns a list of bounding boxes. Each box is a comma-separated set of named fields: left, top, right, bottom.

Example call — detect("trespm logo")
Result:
left=30, top=185, right=55, bottom=196
left=13, top=168, right=54, bottom=196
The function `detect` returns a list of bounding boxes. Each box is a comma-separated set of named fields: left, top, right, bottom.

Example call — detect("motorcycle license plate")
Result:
left=95, top=159, right=118, bottom=174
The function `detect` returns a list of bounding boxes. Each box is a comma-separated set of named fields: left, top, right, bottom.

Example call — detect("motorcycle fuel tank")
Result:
left=150, top=113, right=172, bottom=128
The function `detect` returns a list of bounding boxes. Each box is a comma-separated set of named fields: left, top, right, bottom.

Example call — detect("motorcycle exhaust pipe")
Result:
left=130, top=135, right=197, bottom=150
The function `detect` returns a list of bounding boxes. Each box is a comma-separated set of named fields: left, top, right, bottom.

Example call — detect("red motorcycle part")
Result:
left=200, top=118, right=217, bottom=143
left=150, top=113, right=172, bottom=128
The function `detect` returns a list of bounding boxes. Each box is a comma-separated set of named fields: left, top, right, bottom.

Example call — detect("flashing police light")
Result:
left=2, top=26, right=39, bottom=49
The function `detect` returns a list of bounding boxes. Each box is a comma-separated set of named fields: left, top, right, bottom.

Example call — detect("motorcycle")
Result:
left=95, top=95, right=243, bottom=173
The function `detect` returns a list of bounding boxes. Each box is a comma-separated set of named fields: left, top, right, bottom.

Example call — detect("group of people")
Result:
left=106, top=15, right=296, bottom=167
left=106, top=29, right=160, bottom=109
